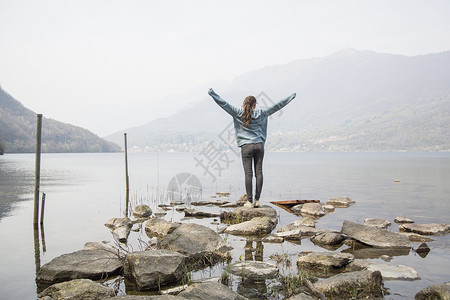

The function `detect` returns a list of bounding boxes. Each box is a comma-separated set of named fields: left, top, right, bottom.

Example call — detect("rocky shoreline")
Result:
left=36, top=196, right=450, bottom=300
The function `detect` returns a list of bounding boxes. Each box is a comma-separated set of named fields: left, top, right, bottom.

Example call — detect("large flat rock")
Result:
left=399, top=223, right=449, bottom=235
left=36, top=249, right=123, bottom=289
left=39, top=278, right=115, bottom=300
left=220, top=205, right=278, bottom=225
left=178, top=282, right=246, bottom=300
left=341, top=221, right=411, bottom=249
left=224, top=216, right=275, bottom=235
left=228, top=261, right=278, bottom=279
left=159, top=223, right=232, bottom=268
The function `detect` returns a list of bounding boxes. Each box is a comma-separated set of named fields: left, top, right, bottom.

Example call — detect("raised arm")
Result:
left=264, top=93, right=296, bottom=116
left=208, top=88, right=240, bottom=117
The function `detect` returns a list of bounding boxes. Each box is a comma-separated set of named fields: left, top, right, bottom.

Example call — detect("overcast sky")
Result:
left=1, top=0, right=449, bottom=136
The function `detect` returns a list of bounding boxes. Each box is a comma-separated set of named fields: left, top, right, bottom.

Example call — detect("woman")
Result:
left=208, top=88, right=296, bottom=208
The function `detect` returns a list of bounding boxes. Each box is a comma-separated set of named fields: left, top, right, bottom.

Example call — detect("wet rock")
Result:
left=228, top=261, right=278, bottom=279
left=367, top=263, right=419, bottom=280
left=220, top=205, right=278, bottom=225
left=300, top=203, right=325, bottom=218
left=237, top=194, right=248, bottom=206
left=291, top=204, right=303, bottom=214
left=83, top=242, right=118, bottom=253
left=159, top=223, right=232, bottom=268
left=184, top=208, right=220, bottom=218
left=39, top=279, right=115, bottom=300
left=311, top=231, right=345, bottom=245
left=224, top=216, right=275, bottom=235
left=326, top=197, right=355, bottom=208
left=123, top=250, right=188, bottom=291
left=364, top=218, right=391, bottom=229
left=322, top=205, right=335, bottom=212
left=178, top=282, right=246, bottom=300
left=415, top=282, right=450, bottom=300
left=399, top=223, right=450, bottom=235
left=394, top=216, right=414, bottom=224
left=400, top=232, right=434, bottom=242
left=296, top=217, right=316, bottom=227
left=145, top=219, right=180, bottom=239
left=104, top=217, right=133, bottom=243
left=103, top=296, right=180, bottom=299
left=132, top=205, right=152, bottom=218
left=341, top=221, right=411, bottom=248
left=275, top=229, right=302, bottom=241
left=297, top=252, right=354, bottom=269
left=262, top=235, right=284, bottom=243
left=36, top=250, right=123, bottom=290
left=314, top=270, right=383, bottom=298
left=153, top=208, right=168, bottom=216
left=344, top=259, right=373, bottom=272
left=277, top=222, right=322, bottom=237
left=191, top=200, right=229, bottom=206
left=220, top=202, right=239, bottom=208
left=342, top=245, right=410, bottom=259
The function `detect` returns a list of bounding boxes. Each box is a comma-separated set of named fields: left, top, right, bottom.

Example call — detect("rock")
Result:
left=322, top=205, right=335, bottom=212
left=145, top=219, right=180, bottom=239
left=159, top=223, right=232, bottom=268
left=191, top=200, right=229, bottom=206
left=275, top=229, right=301, bottom=241
left=364, top=218, right=391, bottom=229
left=123, top=250, right=188, bottom=291
left=297, top=252, right=354, bottom=269
left=300, top=203, right=325, bottom=218
left=237, top=194, right=248, bottom=206
left=285, top=293, right=315, bottom=300
left=178, top=282, right=246, bottom=300
left=295, top=217, right=316, bottom=227
left=83, top=242, right=118, bottom=253
left=326, top=197, right=355, bottom=208
left=220, top=205, right=278, bottom=225
left=277, top=224, right=323, bottom=237
left=291, top=204, right=303, bottom=214
left=414, top=242, right=431, bottom=258
left=399, top=223, right=450, bottom=235
left=36, top=250, right=123, bottom=290
left=154, top=208, right=168, bottom=216
left=344, top=259, right=373, bottom=272
left=342, top=246, right=410, bottom=259
left=103, top=296, right=181, bottom=299
left=366, top=263, right=419, bottom=280
left=314, top=270, right=383, bottom=298
left=132, top=205, right=152, bottom=218
left=341, top=221, right=411, bottom=248
left=399, top=232, right=434, bottom=242
left=228, top=261, right=278, bottom=279
left=224, top=216, right=275, bottom=235
left=415, top=282, right=450, bottom=300
left=184, top=208, right=220, bottom=218
left=170, top=200, right=184, bottom=206
left=394, top=216, right=414, bottom=223
left=311, top=231, right=345, bottom=245
left=262, top=235, right=284, bottom=243
left=39, top=279, right=115, bottom=300
left=220, top=202, right=239, bottom=208
left=104, top=217, right=133, bottom=243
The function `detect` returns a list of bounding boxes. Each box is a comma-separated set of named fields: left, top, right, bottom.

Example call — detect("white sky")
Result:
left=1, top=0, right=449, bottom=136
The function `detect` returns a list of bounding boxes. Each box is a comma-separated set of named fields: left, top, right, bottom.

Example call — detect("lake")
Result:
left=0, top=152, right=449, bottom=299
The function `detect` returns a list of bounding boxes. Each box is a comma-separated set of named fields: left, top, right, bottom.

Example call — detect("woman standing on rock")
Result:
left=208, top=89, right=296, bottom=208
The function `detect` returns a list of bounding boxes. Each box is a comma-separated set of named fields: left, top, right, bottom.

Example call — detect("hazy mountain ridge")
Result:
left=0, top=86, right=121, bottom=153
left=106, top=49, right=450, bottom=151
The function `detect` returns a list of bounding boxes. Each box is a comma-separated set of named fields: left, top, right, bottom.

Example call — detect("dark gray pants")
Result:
left=241, top=142, right=264, bottom=202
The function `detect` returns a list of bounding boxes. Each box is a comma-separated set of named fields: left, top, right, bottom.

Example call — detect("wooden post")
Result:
left=124, top=133, right=130, bottom=217
left=40, top=192, right=46, bottom=225
left=33, top=114, right=43, bottom=229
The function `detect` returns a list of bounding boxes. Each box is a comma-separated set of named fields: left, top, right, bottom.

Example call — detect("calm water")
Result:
left=0, top=152, right=449, bottom=299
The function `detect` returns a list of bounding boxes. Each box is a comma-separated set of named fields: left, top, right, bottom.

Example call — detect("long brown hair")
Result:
left=242, top=96, right=256, bottom=127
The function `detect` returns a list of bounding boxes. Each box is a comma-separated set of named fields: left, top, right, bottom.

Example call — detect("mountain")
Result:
left=0, top=86, right=121, bottom=153
left=105, top=49, right=450, bottom=152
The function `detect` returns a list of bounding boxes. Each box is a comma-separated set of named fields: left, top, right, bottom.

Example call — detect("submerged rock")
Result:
left=123, top=250, right=188, bottom=291
left=191, top=200, right=229, bottom=206
left=366, top=263, right=419, bottom=280
left=184, top=208, right=220, bottom=218
left=228, top=261, right=279, bottom=279
left=364, top=218, right=391, bottom=229
left=399, top=223, right=450, bottom=235
left=311, top=231, right=346, bottom=245
left=159, top=223, right=232, bottom=268
left=326, top=197, right=355, bottom=208
left=224, top=216, right=275, bottom=235
left=36, top=249, right=123, bottom=290
left=38, top=278, right=115, bottom=300
left=178, top=282, right=246, bottom=300
left=341, top=221, right=411, bottom=249
left=145, top=218, right=180, bottom=239
left=415, top=282, right=450, bottom=300
left=132, top=205, right=152, bottom=218
left=399, top=232, right=434, bottom=242
left=104, top=217, right=133, bottom=243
